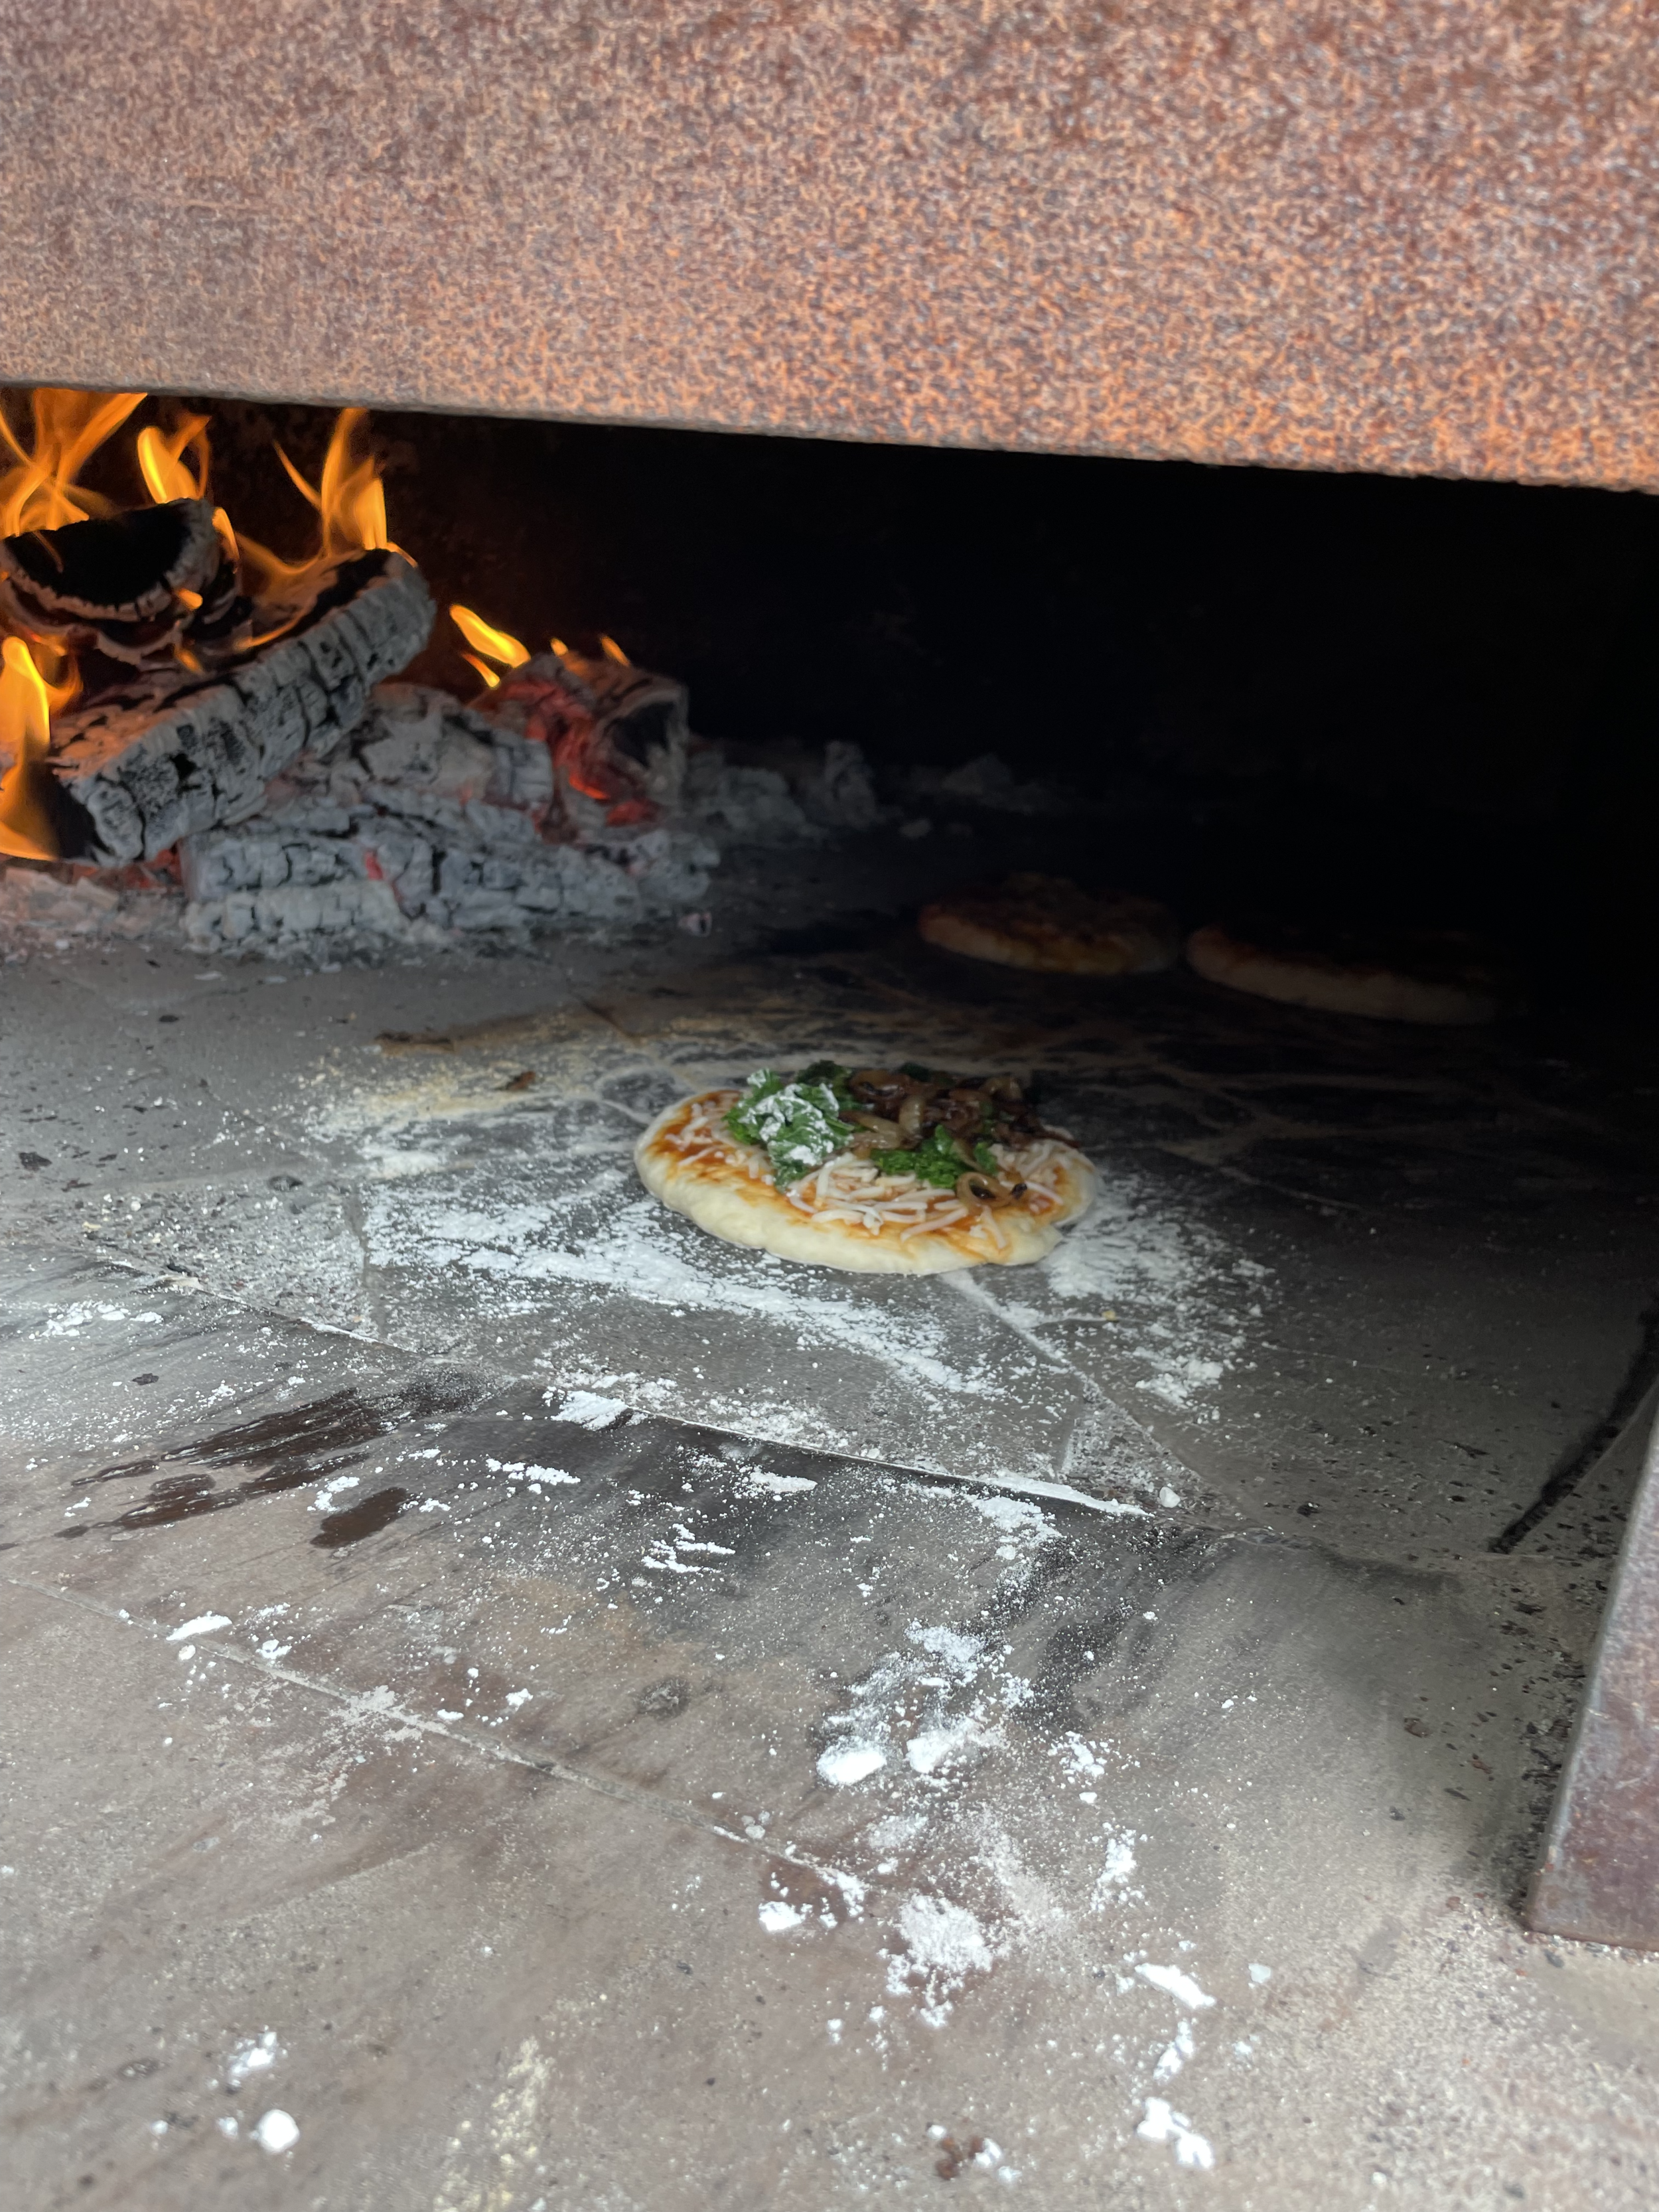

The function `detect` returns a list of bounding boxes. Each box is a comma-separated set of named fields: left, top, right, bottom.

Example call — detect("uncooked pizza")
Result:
left=636, top=1061, right=1096, bottom=1274
left=918, top=873, right=1179, bottom=975
left=1187, top=919, right=1512, bottom=1024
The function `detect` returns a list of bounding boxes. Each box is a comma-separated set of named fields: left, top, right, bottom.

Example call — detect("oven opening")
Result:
left=7, top=388, right=1652, bottom=999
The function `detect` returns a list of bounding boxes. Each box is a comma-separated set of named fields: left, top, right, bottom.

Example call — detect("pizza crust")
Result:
left=1187, top=922, right=1507, bottom=1025
left=636, top=1091, right=1097, bottom=1274
left=919, top=874, right=1179, bottom=976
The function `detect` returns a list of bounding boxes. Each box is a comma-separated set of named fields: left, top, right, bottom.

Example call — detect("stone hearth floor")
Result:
left=4, top=838, right=1659, bottom=2209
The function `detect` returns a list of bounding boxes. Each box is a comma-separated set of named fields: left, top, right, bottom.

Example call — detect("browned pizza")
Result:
left=1187, top=919, right=1514, bottom=1023
left=919, top=874, right=1180, bottom=975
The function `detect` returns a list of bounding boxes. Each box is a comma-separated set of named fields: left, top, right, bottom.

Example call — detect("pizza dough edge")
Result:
left=918, top=905, right=1135, bottom=975
left=634, top=1098, right=1096, bottom=1273
left=1187, top=924, right=1500, bottom=1025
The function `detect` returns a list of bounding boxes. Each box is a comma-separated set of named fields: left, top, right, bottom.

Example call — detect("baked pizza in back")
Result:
left=919, top=874, right=1179, bottom=975
left=1187, top=919, right=1514, bottom=1024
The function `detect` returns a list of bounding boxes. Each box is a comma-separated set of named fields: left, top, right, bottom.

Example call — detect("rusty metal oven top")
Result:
left=3, top=0, right=1658, bottom=488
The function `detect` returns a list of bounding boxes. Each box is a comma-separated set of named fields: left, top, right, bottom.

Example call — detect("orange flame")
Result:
left=599, top=634, right=630, bottom=666
left=276, top=406, right=390, bottom=557
left=451, top=606, right=528, bottom=672
left=135, top=412, right=211, bottom=505
left=0, top=636, right=60, bottom=861
left=26, top=633, right=79, bottom=717
left=0, top=387, right=144, bottom=537
left=451, top=603, right=530, bottom=690
left=127, top=406, right=239, bottom=581
left=236, top=408, right=396, bottom=609
left=0, top=396, right=116, bottom=827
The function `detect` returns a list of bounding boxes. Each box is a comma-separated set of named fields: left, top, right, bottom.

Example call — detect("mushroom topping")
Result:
left=895, top=1090, right=931, bottom=1147
left=956, top=1170, right=1020, bottom=1208
left=847, top=1109, right=904, bottom=1145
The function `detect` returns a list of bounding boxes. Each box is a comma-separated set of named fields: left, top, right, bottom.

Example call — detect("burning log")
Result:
left=0, top=393, right=432, bottom=865
left=0, top=497, right=242, bottom=670
left=42, top=550, right=434, bottom=863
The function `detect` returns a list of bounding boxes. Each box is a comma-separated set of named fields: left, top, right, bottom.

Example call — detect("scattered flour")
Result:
left=1137, top=2098, right=1214, bottom=2171
left=964, top=1492, right=1059, bottom=1576
left=252, top=2109, right=300, bottom=2155
left=225, top=2030, right=281, bottom=2089
left=818, top=1745, right=887, bottom=1787
left=545, top=1389, right=629, bottom=1430
left=396, top=1184, right=1004, bottom=1409
left=488, top=1458, right=580, bottom=1485
left=37, top=1301, right=133, bottom=1338
left=1035, top=1167, right=1274, bottom=1418
left=168, top=1614, right=231, bottom=1642
left=1089, top=1833, right=1141, bottom=1908
left=821, top=1612, right=1029, bottom=1805
left=889, top=1895, right=997, bottom=2027
left=906, top=1715, right=996, bottom=1776
left=1153, top=2018, right=1197, bottom=2083
left=1139, top=1962, right=1217, bottom=2010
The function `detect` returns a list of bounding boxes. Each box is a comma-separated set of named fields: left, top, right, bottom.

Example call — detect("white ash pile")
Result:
left=177, top=657, right=886, bottom=956
left=0, top=857, right=177, bottom=956
left=902, top=752, right=1062, bottom=816
left=689, top=735, right=887, bottom=841
left=180, top=682, right=715, bottom=952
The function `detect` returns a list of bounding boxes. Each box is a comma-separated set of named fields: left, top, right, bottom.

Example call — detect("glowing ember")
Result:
left=490, top=638, right=687, bottom=829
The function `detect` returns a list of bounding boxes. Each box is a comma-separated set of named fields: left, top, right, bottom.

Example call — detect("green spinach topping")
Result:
left=723, top=1059, right=1036, bottom=1191
left=872, top=1126, right=998, bottom=1189
left=724, top=1067, right=855, bottom=1185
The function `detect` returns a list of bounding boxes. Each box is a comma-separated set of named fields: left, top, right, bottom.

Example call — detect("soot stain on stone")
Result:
left=78, top=1371, right=481, bottom=1495
left=117, top=1469, right=228, bottom=1528
left=311, top=1486, right=412, bottom=1548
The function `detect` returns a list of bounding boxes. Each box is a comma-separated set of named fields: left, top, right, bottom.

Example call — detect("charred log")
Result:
left=0, top=498, right=244, bottom=670
left=46, top=551, right=433, bottom=863
left=177, top=682, right=715, bottom=952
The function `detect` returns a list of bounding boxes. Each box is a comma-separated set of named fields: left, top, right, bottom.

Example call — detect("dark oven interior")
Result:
left=63, top=390, right=1659, bottom=995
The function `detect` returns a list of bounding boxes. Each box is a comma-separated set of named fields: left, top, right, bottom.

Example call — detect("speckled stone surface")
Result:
left=4, top=1, right=1658, bottom=488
